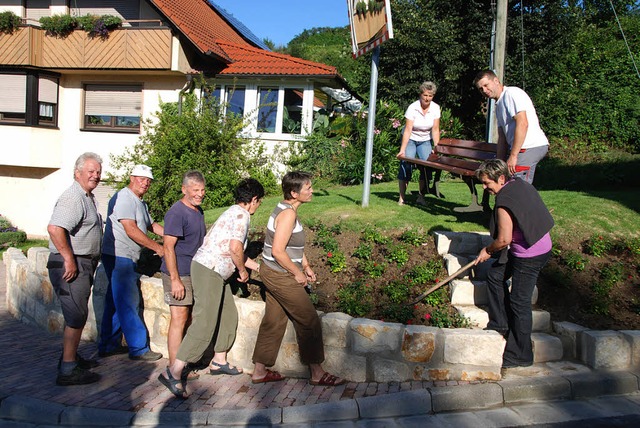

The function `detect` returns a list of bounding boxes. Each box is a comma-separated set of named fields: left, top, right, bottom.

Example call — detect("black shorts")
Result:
left=47, top=253, right=98, bottom=329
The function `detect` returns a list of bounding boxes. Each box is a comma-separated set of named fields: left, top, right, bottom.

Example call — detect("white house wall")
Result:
left=0, top=73, right=184, bottom=237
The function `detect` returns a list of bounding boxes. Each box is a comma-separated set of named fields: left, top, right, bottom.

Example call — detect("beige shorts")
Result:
left=161, top=273, right=194, bottom=306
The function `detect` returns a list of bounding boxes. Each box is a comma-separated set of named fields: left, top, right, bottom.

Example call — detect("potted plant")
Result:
left=39, top=14, right=77, bottom=38
left=0, top=11, right=22, bottom=35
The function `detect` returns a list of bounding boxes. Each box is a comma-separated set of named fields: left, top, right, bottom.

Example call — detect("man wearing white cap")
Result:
left=99, top=164, right=165, bottom=361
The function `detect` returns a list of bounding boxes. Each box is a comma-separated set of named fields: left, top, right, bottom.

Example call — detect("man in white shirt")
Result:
left=474, top=70, right=549, bottom=184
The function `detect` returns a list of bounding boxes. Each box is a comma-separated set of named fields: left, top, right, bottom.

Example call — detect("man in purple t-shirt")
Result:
left=161, top=171, right=206, bottom=375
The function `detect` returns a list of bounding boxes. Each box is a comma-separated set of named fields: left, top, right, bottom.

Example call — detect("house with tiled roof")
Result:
left=0, top=0, right=355, bottom=236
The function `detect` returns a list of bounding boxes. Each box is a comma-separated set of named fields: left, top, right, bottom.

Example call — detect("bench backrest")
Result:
left=427, top=138, right=497, bottom=176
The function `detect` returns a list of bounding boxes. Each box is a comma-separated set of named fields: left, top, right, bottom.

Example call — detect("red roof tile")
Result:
left=216, top=41, right=340, bottom=78
left=150, top=0, right=250, bottom=62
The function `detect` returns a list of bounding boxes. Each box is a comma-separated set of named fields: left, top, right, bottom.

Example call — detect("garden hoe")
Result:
left=407, top=260, right=476, bottom=306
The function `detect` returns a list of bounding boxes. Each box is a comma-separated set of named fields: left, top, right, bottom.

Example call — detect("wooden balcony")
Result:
left=0, top=26, right=172, bottom=69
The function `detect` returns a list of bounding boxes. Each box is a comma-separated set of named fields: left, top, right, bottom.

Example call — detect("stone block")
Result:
left=273, top=342, right=307, bottom=377
left=321, top=312, right=352, bottom=348
left=47, top=310, right=64, bottom=334
left=0, top=395, right=65, bottom=425
left=236, top=297, right=265, bottom=330
left=566, top=371, right=639, bottom=399
left=350, top=319, right=403, bottom=355
left=532, top=333, right=563, bottom=362
left=358, top=390, right=431, bottom=419
left=323, top=347, right=366, bottom=382
left=282, top=400, right=358, bottom=424
left=581, top=330, right=631, bottom=369
left=443, top=329, right=504, bottom=366
left=553, top=321, right=589, bottom=360
left=621, top=330, right=640, bottom=369
left=443, top=253, right=469, bottom=278
left=61, top=406, right=133, bottom=426
left=434, top=231, right=489, bottom=256
left=401, top=325, right=438, bottom=363
left=142, top=309, right=157, bottom=338
left=454, top=305, right=489, bottom=328
left=41, top=277, right=54, bottom=305
left=140, top=277, right=163, bottom=311
left=370, top=357, right=411, bottom=382
left=34, top=302, right=48, bottom=328
left=430, top=382, right=503, bottom=412
left=25, top=271, right=43, bottom=300
left=132, top=410, right=208, bottom=426
left=207, top=408, right=281, bottom=426
left=500, top=376, right=571, bottom=404
left=532, top=310, right=551, bottom=332
left=450, top=279, right=487, bottom=306
left=27, top=247, right=50, bottom=276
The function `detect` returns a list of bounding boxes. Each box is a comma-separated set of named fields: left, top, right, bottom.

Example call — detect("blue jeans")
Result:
left=398, top=139, right=432, bottom=181
left=99, top=254, right=150, bottom=357
left=486, top=250, right=551, bottom=366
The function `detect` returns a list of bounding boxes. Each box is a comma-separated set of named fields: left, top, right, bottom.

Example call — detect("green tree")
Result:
left=108, top=91, right=278, bottom=219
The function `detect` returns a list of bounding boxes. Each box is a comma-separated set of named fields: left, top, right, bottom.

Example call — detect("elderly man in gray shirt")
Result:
left=99, top=164, right=165, bottom=361
left=47, top=152, right=103, bottom=386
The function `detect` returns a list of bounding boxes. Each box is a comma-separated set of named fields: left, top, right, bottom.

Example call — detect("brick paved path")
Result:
left=0, top=259, right=460, bottom=413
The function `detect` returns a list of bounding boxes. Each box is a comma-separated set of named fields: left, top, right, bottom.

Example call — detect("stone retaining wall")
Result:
left=4, top=243, right=640, bottom=382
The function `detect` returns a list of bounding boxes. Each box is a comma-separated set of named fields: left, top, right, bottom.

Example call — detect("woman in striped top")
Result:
left=251, top=171, right=345, bottom=386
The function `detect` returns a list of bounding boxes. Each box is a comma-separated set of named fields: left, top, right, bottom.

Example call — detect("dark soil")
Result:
left=235, top=227, right=640, bottom=330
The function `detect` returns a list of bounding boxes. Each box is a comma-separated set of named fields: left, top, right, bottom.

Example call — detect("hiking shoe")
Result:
left=98, top=345, right=129, bottom=358
left=57, top=353, right=99, bottom=370
left=56, top=366, right=101, bottom=386
left=129, top=350, right=162, bottom=361
left=77, top=354, right=99, bottom=369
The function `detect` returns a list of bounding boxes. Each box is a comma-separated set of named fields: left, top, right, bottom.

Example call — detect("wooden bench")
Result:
left=399, top=138, right=497, bottom=212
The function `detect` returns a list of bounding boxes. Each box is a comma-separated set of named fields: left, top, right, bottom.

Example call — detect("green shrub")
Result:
left=0, top=11, right=21, bottom=34
left=0, top=231, right=27, bottom=246
left=336, top=280, right=373, bottom=317
left=386, top=244, right=409, bottom=266
left=583, top=234, right=613, bottom=257
left=39, top=14, right=77, bottom=37
left=563, top=251, right=588, bottom=271
left=361, top=224, right=390, bottom=244
left=326, top=250, right=347, bottom=273
left=399, top=229, right=429, bottom=246
left=357, top=259, right=386, bottom=278
left=380, top=303, right=414, bottom=324
left=405, top=259, right=443, bottom=285
left=383, top=280, right=410, bottom=304
left=77, top=14, right=122, bottom=38
left=352, top=242, right=373, bottom=260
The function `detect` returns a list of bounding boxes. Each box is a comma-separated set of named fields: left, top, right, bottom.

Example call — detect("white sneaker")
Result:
left=416, top=194, right=427, bottom=206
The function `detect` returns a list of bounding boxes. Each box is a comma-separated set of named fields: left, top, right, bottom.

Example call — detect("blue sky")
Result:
left=211, top=0, right=350, bottom=46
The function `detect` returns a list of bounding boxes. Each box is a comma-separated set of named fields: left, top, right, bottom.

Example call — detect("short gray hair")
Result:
left=182, top=170, right=205, bottom=186
left=419, top=81, right=437, bottom=94
left=475, top=159, right=511, bottom=182
left=74, top=152, right=102, bottom=174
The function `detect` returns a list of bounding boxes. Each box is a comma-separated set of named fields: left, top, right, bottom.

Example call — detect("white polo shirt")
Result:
left=496, top=86, right=549, bottom=149
left=404, top=100, right=441, bottom=142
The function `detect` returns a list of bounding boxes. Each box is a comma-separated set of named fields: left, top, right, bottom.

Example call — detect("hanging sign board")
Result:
left=347, top=0, right=394, bottom=58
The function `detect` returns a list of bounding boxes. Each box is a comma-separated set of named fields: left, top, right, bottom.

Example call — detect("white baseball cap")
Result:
left=131, top=164, right=154, bottom=179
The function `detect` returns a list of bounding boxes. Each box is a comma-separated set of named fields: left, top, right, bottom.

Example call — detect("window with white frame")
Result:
left=257, top=86, right=303, bottom=135
left=202, top=85, right=245, bottom=118
left=83, top=84, right=142, bottom=132
left=0, top=72, right=59, bottom=127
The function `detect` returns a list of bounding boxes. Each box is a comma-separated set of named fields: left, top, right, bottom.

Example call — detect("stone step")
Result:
left=532, top=332, right=564, bottom=363
left=434, top=231, right=492, bottom=256
left=454, top=305, right=552, bottom=332
left=450, top=278, right=539, bottom=306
